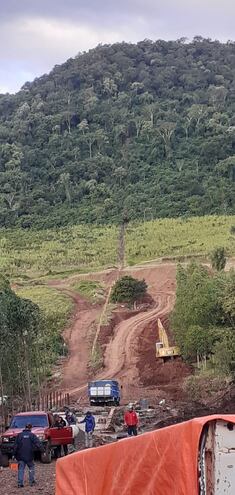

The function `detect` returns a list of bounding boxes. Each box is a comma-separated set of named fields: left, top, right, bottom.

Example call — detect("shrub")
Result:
left=210, top=247, right=226, bottom=271
left=111, top=275, right=147, bottom=305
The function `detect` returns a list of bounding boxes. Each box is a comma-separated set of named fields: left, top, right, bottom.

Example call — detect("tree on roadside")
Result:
left=111, top=275, right=147, bottom=306
left=0, top=275, right=43, bottom=408
left=210, top=247, right=226, bottom=271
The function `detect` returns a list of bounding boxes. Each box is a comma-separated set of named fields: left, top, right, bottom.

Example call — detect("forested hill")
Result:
left=0, top=38, right=235, bottom=228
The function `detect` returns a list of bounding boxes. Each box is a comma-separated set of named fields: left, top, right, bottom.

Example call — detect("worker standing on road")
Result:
left=0, top=445, right=3, bottom=470
left=13, top=423, right=43, bottom=488
left=53, top=414, right=68, bottom=458
left=79, top=411, right=95, bottom=448
left=124, top=406, right=138, bottom=436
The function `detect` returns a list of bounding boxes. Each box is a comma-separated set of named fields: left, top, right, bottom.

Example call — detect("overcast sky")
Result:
left=0, top=0, right=234, bottom=94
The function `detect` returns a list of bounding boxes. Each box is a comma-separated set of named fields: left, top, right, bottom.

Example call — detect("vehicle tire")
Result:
left=2, top=454, right=9, bottom=468
left=41, top=445, right=52, bottom=464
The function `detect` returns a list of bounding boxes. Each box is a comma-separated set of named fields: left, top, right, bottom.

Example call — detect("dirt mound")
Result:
left=137, top=317, right=191, bottom=399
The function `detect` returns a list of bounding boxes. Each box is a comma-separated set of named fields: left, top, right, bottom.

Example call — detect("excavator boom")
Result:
left=156, top=318, right=180, bottom=359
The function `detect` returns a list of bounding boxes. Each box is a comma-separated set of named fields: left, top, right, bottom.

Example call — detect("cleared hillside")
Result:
left=1, top=215, right=234, bottom=278
left=0, top=38, right=235, bottom=228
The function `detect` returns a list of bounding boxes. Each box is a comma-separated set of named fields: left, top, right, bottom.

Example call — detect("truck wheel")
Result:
left=2, top=454, right=9, bottom=467
left=41, top=446, right=52, bottom=464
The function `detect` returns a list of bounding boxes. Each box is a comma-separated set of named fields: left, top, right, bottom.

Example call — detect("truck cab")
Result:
left=88, top=380, right=120, bottom=406
left=0, top=411, right=74, bottom=467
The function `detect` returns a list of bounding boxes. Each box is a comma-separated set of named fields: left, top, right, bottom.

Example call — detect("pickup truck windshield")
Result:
left=10, top=415, right=48, bottom=428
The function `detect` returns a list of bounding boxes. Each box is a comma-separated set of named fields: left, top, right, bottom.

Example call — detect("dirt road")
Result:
left=55, top=263, right=178, bottom=400
left=98, top=293, right=174, bottom=400
left=1, top=462, right=55, bottom=495
left=48, top=284, right=101, bottom=392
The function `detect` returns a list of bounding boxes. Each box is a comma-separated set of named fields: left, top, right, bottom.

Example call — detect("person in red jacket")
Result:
left=124, top=406, right=138, bottom=436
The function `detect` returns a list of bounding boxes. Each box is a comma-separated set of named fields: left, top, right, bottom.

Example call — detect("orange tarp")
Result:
left=56, top=414, right=235, bottom=495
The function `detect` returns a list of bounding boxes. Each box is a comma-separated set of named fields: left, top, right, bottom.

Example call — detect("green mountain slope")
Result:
left=0, top=38, right=235, bottom=228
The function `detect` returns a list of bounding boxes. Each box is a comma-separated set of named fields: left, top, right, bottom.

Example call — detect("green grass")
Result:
left=0, top=224, right=118, bottom=278
left=16, top=285, right=73, bottom=324
left=126, top=215, right=235, bottom=264
left=0, top=215, right=234, bottom=280
left=71, top=280, right=105, bottom=303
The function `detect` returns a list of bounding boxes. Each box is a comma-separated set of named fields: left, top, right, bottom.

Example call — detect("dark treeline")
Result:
left=0, top=37, right=235, bottom=228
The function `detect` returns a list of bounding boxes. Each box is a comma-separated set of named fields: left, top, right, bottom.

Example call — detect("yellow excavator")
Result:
left=156, top=318, right=180, bottom=361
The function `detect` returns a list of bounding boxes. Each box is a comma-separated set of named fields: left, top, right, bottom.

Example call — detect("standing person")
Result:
left=124, top=406, right=138, bottom=436
left=65, top=409, right=77, bottom=425
left=79, top=411, right=95, bottom=448
left=53, top=414, right=68, bottom=458
left=0, top=445, right=3, bottom=470
left=13, top=423, right=43, bottom=488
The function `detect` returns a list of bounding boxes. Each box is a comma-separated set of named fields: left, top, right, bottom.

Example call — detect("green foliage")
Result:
left=16, top=286, right=73, bottom=357
left=210, top=247, right=226, bottom=271
left=172, top=262, right=235, bottom=376
left=0, top=215, right=235, bottom=279
left=184, top=325, right=215, bottom=361
left=213, top=332, right=235, bottom=375
left=222, top=271, right=235, bottom=324
left=0, top=40, right=235, bottom=226
left=172, top=263, right=222, bottom=351
left=0, top=279, right=43, bottom=402
left=72, top=280, right=104, bottom=303
left=111, top=275, right=147, bottom=304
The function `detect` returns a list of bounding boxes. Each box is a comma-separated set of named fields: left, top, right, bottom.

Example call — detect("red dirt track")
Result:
left=49, top=263, right=191, bottom=402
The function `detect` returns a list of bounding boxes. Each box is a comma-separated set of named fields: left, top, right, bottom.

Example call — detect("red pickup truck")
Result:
left=0, top=411, right=74, bottom=467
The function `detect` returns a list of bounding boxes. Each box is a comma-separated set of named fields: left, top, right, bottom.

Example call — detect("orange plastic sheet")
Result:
left=56, top=414, right=235, bottom=495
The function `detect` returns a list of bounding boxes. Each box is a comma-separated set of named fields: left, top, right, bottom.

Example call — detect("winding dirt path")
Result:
left=98, top=292, right=174, bottom=400
left=60, top=264, right=177, bottom=399
left=48, top=283, right=101, bottom=392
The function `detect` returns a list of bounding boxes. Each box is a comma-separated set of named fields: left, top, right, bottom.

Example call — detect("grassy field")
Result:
left=16, top=286, right=73, bottom=324
left=0, top=215, right=234, bottom=280
left=126, top=215, right=235, bottom=264
left=0, top=224, right=118, bottom=279
left=71, top=280, right=105, bottom=303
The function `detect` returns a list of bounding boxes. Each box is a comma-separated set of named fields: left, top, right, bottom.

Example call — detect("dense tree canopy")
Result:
left=0, top=38, right=235, bottom=228
left=0, top=276, right=42, bottom=406
left=171, top=263, right=235, bottom=375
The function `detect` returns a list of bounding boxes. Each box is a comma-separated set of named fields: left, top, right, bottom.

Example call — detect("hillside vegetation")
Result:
left=172, top=262, right=235, bottom=397
left=0, top=38, right=235, bottom=228
left=0, top=215, right=234, bottom=279
left=0, top=278, right=73, bottom=405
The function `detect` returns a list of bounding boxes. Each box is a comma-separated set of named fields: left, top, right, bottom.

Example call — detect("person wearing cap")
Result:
left=79, top=411, right=96, bottom=448
left=124, top=406, right=138, bottom=436
left=13, top=423, right=43, bottom=488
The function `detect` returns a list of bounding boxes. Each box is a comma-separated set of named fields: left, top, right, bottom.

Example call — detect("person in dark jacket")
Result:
left=65, top=409, right=77, bottom=425
left=13, top=423, right=43, bottom=488
left=53, top=414, right=68, bottom=458
left=0, top=445, right=3, bottom=470
left=79, top=411, right=95, bottom=448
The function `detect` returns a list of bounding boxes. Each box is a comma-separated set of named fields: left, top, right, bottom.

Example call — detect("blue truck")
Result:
left=88, top=380, right=121, bottom=406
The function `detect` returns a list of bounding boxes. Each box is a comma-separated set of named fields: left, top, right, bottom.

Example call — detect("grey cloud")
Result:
left=0, top=0, right=235, bottom=93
